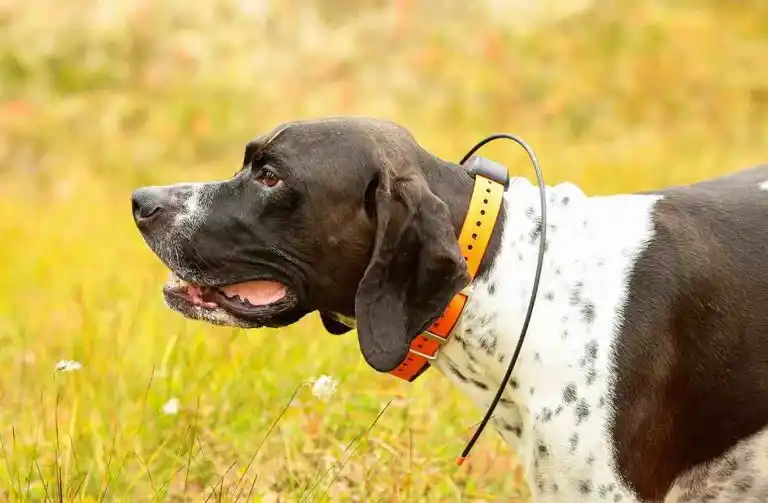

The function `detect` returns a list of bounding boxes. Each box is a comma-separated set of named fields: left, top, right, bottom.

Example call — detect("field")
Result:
left=0, top=0, right=766, bottom=501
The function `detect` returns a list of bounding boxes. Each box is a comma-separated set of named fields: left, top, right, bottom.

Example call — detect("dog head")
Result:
left=131, top=118, right=472, bottom=372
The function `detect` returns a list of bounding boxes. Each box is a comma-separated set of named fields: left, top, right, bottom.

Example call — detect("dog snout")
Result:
left=132, top=186, right=171, bottom=228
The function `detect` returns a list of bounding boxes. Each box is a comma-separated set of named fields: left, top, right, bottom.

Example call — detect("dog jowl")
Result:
left=131, top=118, right=473, bottom=373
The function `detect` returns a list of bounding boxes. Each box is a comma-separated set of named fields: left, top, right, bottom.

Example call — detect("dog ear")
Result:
left=354, top=170, right=471, bottom=373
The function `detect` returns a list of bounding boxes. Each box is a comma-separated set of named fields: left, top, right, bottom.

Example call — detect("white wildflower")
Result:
left=162, top=398, right=180, bottom=415
left=311, top=375, right=338, bottom=400
left=55, top=360, right=82, bottom=372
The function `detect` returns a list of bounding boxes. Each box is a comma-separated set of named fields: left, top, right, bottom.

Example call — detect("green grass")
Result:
left=0, top=0, right=766, bottom=500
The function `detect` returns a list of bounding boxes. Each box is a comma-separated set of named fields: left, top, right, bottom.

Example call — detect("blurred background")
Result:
left=0, top=0, right=766, bottom=501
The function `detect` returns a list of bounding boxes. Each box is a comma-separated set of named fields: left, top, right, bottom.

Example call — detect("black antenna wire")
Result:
left=456, top=134, right=547, bottom=464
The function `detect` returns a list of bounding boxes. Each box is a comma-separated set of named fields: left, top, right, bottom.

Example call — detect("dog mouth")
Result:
left=162, top=272, right=302, bottom=327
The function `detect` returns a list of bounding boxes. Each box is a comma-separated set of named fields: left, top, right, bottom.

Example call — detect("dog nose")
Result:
left=132, top=187, right=168, bottom=226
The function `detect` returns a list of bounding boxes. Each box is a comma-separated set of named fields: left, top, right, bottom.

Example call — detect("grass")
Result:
left=0, top=0, right=766, bottom=500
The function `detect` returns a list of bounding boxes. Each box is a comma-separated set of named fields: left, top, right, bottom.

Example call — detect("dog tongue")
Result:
left=219, top=281, right=287, bottom=305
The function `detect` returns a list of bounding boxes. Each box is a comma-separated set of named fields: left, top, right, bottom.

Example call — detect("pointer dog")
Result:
left=132, top=117, right=768, bottom=502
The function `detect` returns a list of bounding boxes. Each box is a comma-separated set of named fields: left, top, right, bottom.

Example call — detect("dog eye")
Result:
left=255, top=167, right=281, bottom=188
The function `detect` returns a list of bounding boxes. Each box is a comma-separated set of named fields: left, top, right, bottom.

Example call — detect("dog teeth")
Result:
left=218, top=291, right=253, bottom=306
left=236, top=295, right=255, bottom=306
left=167, top=272, right=189, bottom=287
left=167, top=278, right=188, bottom=288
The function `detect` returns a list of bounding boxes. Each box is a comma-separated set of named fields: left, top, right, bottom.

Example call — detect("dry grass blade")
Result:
left=12, top=427, right=22, bottom=500
left=112, top=367, right=156, bottom=490
left=204, top=460, right=237, bottom=503
left=96, top=421, right=118, bottom=503
left=69, top=474, right=87, bottom=503
left=244, top=473, right=259, bottom=502
left=232, top=382, right=307, bottom=501
left=35, top=460, right=51, bottom=503
left=135, top=452, right=158, bottom=502
left=314, top=399, right=393, bottom=503
left=67, top=433, right=85, bottom=501
left=299, top=433, right=360, bottom=502
left=54, top=390, right=63, bottom=502
left=156, top=464, right=188, bottom=497
left=24, top=412, right=43, bottom=503
left=182, top=396, right=202, bottom=500
left=0, top=430, right=17, bottom=500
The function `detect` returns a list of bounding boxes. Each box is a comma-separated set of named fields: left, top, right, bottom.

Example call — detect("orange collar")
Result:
left=390, top=168, right=506, bottom=382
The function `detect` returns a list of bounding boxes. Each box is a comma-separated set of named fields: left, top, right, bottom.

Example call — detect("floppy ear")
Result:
left=355, top=170, right=471, bottom=372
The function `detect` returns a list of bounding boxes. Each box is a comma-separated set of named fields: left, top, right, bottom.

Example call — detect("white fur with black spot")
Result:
left=664, top=425, right=768, bottom=502
left=434, top=176, right=661, bottom=502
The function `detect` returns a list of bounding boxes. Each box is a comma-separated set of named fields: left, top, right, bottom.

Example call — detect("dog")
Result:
left=131, top=117, right=768, bottom=502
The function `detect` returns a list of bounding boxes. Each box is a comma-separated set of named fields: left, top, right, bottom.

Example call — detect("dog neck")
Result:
left=432, top=177, right=661, bottom=493
left=418, top=153, right=507, bottom=280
